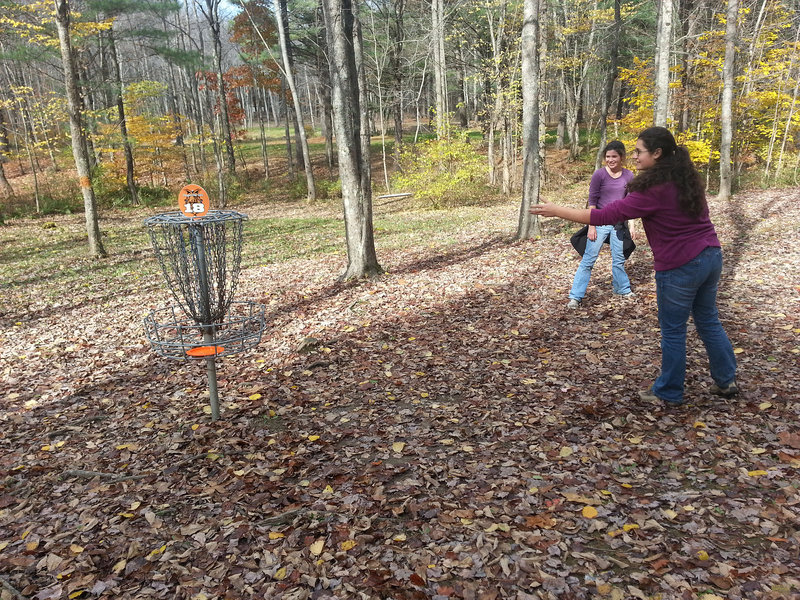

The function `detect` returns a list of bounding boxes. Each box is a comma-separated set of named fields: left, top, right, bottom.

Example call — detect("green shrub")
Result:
left=137, top=186, right=172, bottom=207
left=40, top=195, right=82, bottom=215
left=288, top=177, right=308, bottom=200
left=92, top=164, right=127, bottom=208
left=315, top=178, right=341, bottom=200
left=391, top=135, right=490, bottom=208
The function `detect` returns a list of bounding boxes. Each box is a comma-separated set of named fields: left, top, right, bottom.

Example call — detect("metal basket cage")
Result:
left=144, top=301, right=265, bottom=360
left=144, top=211, right=247, bottom=325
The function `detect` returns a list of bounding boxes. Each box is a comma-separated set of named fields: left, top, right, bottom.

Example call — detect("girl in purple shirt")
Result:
left=530, top=127, right=738, bottom=407
left=567, top=140, right=635, bottom=309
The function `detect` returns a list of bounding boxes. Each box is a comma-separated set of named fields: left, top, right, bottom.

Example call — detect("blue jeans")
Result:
left=652, top=246, right=737, bottom=403
left=569, top=225, right=631, bottom=300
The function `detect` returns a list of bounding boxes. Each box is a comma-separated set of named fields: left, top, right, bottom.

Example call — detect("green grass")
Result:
left=0, top=190, right=509, bottom=311
left=241, top=215, right=344, bottom=267
left=0, top=216, right=158, bottom=303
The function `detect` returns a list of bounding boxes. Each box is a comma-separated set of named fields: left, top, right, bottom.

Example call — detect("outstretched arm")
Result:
left=529, top=203, right=593, bottom=224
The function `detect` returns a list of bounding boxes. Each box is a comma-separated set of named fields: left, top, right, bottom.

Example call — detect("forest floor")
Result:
left=1, top=187, right=799, bottom=600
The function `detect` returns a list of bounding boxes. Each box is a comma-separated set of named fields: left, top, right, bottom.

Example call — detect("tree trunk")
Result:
left=108, top=26, right=139, bottom=205
left=774, top=25, right=800, bottom=181
left=501, top=115, right=511, bottom=195
left=486, top=0, right=509, bottom=184
left=537, top=0, right=548, bottom=184
left=318, top=40, right=335, bottom=172
left=595, top=0, right=621, bottom=169
left=676, top=0, right=701, bottom=134
left=322, top=0, right=381, bottom=279
left=740, top=0, right=768, bottom=99
left=558, top=0, right=597, bottom=160
left=203, top=0, right=236, bottom=173
left=390, top=0, right=405, bottom=156
left=315, top=3, right=335, bottom=172
left=29, top=69, right=59, bottom=172
left=258, top=87, right=270, bottom=179
left=718, top=0, right=737, bottom=200
left=77, top=61, right=98, bottom=171
left=281, top=77, right=295, bottom=179
left=54, top=0, right=105, bottom=257
left=457, top=45, right=469, bottom=127
left=275, top=0, right=316, bottom=199
left=0, top=105, right=16, bottom=198
left=162, top=21, right=190, bottom=180
left=518, top=0, right=542, bottom=240
left=18, top=105, right=42, bottom=211
left=653, top=0, right=673, bottom=126
left=431, top=0, right=447, bottom=137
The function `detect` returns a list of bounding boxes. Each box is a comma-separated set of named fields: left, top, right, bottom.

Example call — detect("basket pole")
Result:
left=203, top=331, right=221, bottom=421
left=192, top=222, right=221, bottom=421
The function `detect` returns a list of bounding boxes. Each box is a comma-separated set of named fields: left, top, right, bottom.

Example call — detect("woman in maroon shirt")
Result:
left=530, top=127, right=738, bottom=406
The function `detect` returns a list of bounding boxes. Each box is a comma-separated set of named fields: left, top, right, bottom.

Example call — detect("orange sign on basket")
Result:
left=178, top=185, right=210, bottom=218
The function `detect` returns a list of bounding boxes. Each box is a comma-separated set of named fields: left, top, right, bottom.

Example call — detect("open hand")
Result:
left=529, top=203, right=559, bottom=217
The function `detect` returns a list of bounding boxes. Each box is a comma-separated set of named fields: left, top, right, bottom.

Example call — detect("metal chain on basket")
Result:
left=146, top=211, right=245, bottom=324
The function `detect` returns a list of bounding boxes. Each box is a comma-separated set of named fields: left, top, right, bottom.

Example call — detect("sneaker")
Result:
left=615, top=291, right=636, bottom=298
left=567, top=299, right=581, bottom=310
left=639, top=388, right=685, bottom=407
left=710, top=381, right=739, bottom=398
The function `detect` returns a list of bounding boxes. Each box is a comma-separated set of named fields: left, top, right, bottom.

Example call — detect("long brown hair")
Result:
left=627, top=127, right=707, bottom=217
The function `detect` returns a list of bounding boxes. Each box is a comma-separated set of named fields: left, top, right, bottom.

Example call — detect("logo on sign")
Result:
left=178, top=185, right=210, bottom=217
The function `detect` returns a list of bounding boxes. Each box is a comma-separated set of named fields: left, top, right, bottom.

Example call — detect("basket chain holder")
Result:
left=144, top=209, right=265, bottom=421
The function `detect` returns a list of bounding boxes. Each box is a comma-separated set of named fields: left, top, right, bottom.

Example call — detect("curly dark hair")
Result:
left=627, top=127, right=707, bottom=217
left=603, top=140, right=627, bottom=158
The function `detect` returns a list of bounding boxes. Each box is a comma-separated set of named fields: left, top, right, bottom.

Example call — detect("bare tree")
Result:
left=274, top=0, right=316, bottom=199
left=431, top=0, right=448, bottom=137
left=198, top=0, right=236, bottom=174
left=718, top=0, right=737, bottom=200
left=557, top=0, right=598, bottom=160
left=322, top=0, right=381, bottom=279
left=54, top=0, right=106, bottom=257
left=595, top=0, right=621, bottom=169
left=485, top=0, right=509, bottom=186
left=518, top=0, right=542, bottom=240
left=0, top=105, right=14, bottom=198
left=107, top=26, right=139, bottom=205
left=774, top=24, right=800, bottom=182
left=389, top=0, right=405, bottom=154
left=653, top=0, right=673, bottom=126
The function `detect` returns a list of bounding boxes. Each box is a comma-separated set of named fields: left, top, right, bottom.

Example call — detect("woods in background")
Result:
left=0, top=0, right=798, bottom=261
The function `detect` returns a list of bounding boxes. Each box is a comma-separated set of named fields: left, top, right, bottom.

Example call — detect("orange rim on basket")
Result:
left=186, top=345, right=225, bottom=357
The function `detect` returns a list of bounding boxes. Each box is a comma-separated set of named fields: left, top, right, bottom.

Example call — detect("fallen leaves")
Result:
left=1, top=191, right=799, bottom=598
left=309, top=538, right=325, bottom=556
left=340, top=539, right=357, bottom=551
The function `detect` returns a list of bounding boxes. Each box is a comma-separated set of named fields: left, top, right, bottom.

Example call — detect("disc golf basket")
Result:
left=143, top=196, right=265, bottom=421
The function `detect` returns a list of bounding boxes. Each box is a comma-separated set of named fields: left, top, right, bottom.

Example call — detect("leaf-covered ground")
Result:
left=1, top=189, right=799, bottom=600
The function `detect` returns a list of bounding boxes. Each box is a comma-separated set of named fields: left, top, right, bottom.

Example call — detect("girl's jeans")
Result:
left=569, top=224, right=631, bottom=300
left=652, top=246, right=737, bottom=403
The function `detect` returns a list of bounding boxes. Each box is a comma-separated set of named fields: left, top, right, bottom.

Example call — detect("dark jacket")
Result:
left=570, top=222, right=636, bottom=259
